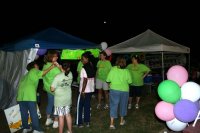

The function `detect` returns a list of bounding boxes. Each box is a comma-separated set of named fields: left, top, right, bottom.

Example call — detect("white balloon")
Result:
left=101, top=42, right=108, bottom=50
left=166, top=118, right=188, bottom=132
left=181, top=82, right=200, bottom=102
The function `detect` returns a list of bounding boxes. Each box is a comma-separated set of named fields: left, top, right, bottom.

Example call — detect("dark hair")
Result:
left=62, top=62, right=71, bottom=76
left=82, top=51, right=97, bottom=72
left=132, top=54, right=140, bottom=62
left=26, top=61, right=37, bottom=71
left=44, top=50, right=59, bottom=63
left=100, top=51, right=107, bottom=57
left=115, top=56, right=126, bottom=69
left=82, top=51, right=96, bottom=65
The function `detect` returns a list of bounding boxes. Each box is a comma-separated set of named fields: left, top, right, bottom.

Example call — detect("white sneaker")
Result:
left=135, top=104, right=139, bottom=109
left=96, top=104, right=101, bottom=109
left=45, top=118, right=53, bottom=126
left=32, top=130, right=44, bottom=133
left=22, top=128, right=32, bottom=133
left=53, top=121, right=59, bottom=128
left=128, top=104, right=132, bottom=109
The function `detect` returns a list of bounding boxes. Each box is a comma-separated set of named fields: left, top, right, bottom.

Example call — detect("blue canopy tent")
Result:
left=0, top=27, right=99, bottom=109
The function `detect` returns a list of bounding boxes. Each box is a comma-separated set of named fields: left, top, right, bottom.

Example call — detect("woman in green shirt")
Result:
left=126, top=55, right=150, bottom=109
left=106, top=56, right=132, bottom=129
left=17, top=61, right=55, bottom=133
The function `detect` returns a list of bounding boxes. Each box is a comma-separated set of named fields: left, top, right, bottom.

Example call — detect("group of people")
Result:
left=16, top=49, right=150, bottom=133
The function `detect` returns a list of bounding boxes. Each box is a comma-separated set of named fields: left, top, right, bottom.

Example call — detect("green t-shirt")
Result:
left=51, top=72, right=73, bottom=107
left=106, top=66, right=132, bottom=92
left=17, top=68, right=43, bottom=101
left=126, top=64, right=150, bottom=86
left=96, top=60, right=112, bottom=82
left=76, top=61, right=83, bottom=83
left=43, top=62, right=61, bottom=94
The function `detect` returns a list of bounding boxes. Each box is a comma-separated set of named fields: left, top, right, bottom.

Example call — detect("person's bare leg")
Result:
left=110, top=117, right=114, bottom=126
left=128, top=97, right=133, bottom=105
left=66, top=114, right=72, bottom=133
left=104, top=90, right=109, bottom=107
left=136, top=97, right=140, bottom=104
left=120, top=116, right=124, bottom=124
left=97, top=89, right=103, bottom=108
left=59, top=116, right=64, bottom=133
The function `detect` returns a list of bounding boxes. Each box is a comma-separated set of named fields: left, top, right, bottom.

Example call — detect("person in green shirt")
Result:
left=42, top=50, right=62, bottom=128
left=106, top=56, right=132, bottom=129
left=51, top=62, right=73, bottom=133
left=96, top=51, right=112, bottom=109
left=77, top=60, right=83, bottom=84
left=17, top=60, right=55, bottom=133
left=126, top=55, right=150, bottom=109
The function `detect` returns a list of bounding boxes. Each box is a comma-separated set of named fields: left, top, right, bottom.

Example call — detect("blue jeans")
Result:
left=19, top=101, right=42, bottom=131
left=77, top=93, right=92, bottom=125
left=109, top=89, right=129, bottom=118
left=46, top=93, right=54, bottom=115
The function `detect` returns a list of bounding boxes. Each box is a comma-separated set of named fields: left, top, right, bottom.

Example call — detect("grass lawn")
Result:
left=16, top=86, right=168, bottom=133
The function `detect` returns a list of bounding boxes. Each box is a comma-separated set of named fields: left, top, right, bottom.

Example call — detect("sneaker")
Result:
left=109, top=125, right=116, bottom=129
left=45, top=118, right=53, bottom=126
left=53, top=121, right=59, bottom=128
left=32, top=130, right=44, bottom=133
left=135, top=104, right=139, bottom=109
left=22, top=128, right=32, bottom=133
left=104, top=104, right=109, bottom=109
left=120, top=120, right=126, bottom=126
left=96, top=104, right=101, bottom=109
left=128, top=104, right=132, bottom=109
left=86, top=122, right=90, bottom=127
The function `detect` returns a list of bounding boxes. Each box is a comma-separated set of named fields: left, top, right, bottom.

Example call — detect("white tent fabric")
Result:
left=108, top=29, right=190, bottom=53
left=108, top=29, right=190, bottom=80
left=0, top=49, right=37, bottom=109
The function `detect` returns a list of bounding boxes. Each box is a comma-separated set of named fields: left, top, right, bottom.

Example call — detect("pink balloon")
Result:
left=104, top=48, right=112, bottom=56
left=167, top=65, right=188, bottom=86
left=155, top=101, right=175, bottom=121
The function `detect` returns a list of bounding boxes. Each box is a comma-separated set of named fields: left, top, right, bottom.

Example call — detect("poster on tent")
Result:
left=4, top=104, right=41, bottom=133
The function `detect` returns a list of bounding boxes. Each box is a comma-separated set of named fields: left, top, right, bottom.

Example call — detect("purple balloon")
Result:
left=174, top=99, right=198, bottom=123
left=37, top=49, right=47, bottom=56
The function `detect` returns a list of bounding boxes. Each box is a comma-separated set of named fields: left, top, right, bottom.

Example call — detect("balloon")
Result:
left=155, top=101, right=175, bottom=121
left=167, top=65, right=188, bottom=87
left=181, top=82, right=200, bottom=102
left=174, top=99, right=198, bottom=123
left=104, top=48, right=112, bottom=56
left=166, top=118, right=188, bottom=132
left=158, top=80, right=181, bottom=103
left=37, top=49, right=47, bottom=56
left=101, top=42, right=108, bottom=50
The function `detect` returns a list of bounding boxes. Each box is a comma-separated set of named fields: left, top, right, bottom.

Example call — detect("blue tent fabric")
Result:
left=0, top=27, right=99, bottom=51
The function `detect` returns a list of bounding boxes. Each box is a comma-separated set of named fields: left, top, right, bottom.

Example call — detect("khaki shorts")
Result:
left=96, top=79, right=109, bottom=90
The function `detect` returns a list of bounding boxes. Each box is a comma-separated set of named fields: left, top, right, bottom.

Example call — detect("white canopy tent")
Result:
left=108, top=29, right=190, bottom=80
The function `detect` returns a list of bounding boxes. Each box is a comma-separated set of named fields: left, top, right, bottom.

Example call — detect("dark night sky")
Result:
left=0, top=2, right=199, bottom=59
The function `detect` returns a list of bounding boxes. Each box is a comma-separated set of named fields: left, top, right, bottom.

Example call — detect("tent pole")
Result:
left=161, top=52, right=165, bottom=80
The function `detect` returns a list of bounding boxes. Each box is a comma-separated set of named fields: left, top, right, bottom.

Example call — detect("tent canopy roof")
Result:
left=1, top=27, right=99, bottom=51
left=108, top=29, right=190, bottom=53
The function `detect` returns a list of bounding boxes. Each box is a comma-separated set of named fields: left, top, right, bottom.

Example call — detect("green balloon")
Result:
left=158, top=80, right=181, bottom=103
